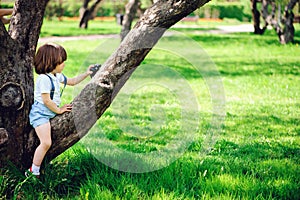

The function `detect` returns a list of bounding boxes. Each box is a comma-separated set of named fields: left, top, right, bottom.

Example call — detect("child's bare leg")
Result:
left=30, top=122, right=52, bottom=174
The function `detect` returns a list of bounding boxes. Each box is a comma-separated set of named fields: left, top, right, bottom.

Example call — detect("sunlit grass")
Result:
left=40, top=19, right=122, bottom=37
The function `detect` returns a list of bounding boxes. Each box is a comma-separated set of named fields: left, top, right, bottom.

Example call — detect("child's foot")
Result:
left=25, top=167, right=40, bottom=178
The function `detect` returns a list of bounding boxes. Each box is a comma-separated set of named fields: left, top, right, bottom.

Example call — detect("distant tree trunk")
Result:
left=265, top=0, right=297, bottom=44
left=268, top=1, right=287, bottom=43
left=137, top=1, right=146, bottom=18
left=0, top=0, right=211, bottom=170
left=251, top=0, right=266, bottom=34
left=79, top=0, right=102, bottom=29
left=79, top=0, right=90, bottom=28
left=252, top=0, right=297, bottom=44
left=57, top=0, right=64, bottom=21
left=281, top=0, right=297, bottom=43
left=120, top=0, right=140, bottom=41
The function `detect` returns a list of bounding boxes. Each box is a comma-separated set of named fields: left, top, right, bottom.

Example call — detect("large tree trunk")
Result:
left=0, top=0, right=210, bottom=170
left=120, top=0, right=140, bottom=41
left=0, top=0, right=49, bottom=169
left=79, top=0, right=102, bottom=29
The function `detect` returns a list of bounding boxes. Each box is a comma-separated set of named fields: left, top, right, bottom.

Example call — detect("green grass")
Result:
left=40, top=18, right=122, bottom=37
left=1, top=21, right=300, bottom=200
left=39, top=18, right=245, bottom=37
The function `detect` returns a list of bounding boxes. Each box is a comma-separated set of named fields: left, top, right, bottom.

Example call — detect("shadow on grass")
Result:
left=190, top=32, right=279, bottom=47
left=190, top=28, right=300, bottom=46
left=217, top=60, right=300, bottom=77
left=141, top=58, right=299, bottom=79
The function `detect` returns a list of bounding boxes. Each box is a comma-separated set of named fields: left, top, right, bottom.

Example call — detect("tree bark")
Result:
left=120, top=0, right=140, bottom=41
left=1, top=0, right=210, bottom=170
left=79, top=0, right=102, bottom=29
left=0, top=0, right=49, bottom=169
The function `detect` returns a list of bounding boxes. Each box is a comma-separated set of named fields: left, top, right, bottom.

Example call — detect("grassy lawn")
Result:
left=39, top=18, right=122, bottom=37
left=39, top=18, right=245, bottom=37
left=1, top=21, right=299, bottom=199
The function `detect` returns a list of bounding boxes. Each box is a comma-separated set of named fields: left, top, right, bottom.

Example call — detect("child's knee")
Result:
left=41, top=140, right=52, bottom=150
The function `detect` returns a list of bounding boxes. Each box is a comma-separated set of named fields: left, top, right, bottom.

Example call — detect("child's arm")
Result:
left=67, top=65, right=93, bottom=86
left=0, top=9, right=13, bottom=17
left=41, top=93, right=72, bottom=114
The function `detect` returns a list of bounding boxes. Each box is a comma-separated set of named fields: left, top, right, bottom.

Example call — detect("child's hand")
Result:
left=86, top=65, right=94, bottom=75
left=59, top=104, right=72, bottom=114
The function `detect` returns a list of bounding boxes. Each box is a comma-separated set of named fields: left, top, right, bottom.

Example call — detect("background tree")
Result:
left=45, top=0, right=64, bottom=21
left=120, top=0, right=152, bottom=41
left=251, top=0, right=298, bottom=44
left=251, top=0, right=266, bottom=34
left=79, top=0, right=103, bottom=29
left=0, top=0, right=210, bottom=170
left=120, top=0, right=140, bottom=41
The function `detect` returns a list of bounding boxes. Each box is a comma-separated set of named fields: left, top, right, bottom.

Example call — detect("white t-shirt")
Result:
left=34, top=73, right=66, bottom=106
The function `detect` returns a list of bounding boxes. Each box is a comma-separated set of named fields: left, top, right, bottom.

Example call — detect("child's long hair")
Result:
left=34, top=43, right=67, bottom=74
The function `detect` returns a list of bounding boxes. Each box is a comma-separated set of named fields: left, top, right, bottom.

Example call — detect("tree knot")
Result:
left=0, top=82, right=25, bottom=110
left=99, top=79, right=114, bottom=90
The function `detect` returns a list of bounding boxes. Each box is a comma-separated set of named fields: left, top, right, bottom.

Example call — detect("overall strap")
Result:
left=45, top=74, right=67, bottom=100
left=45, top=74, right=55, bottom=100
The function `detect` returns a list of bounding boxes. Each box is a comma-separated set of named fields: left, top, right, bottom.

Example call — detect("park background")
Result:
left=1, top=0, right=299, bottom=199
left=0, top=0, right=286, bottom=21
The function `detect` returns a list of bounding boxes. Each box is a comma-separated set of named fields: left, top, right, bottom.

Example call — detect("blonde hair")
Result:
left=34, top=43, right=67, bottom=74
